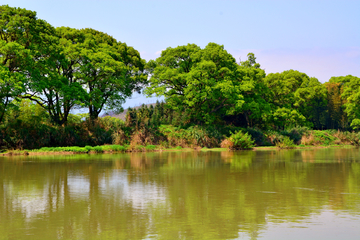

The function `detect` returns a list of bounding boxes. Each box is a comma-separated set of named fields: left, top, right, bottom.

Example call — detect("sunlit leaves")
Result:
left=146, top=43, right=250, bottom=124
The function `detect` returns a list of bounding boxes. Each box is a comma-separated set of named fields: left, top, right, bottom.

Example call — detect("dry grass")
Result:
left=332, top=130, right=351, bottom=145
left=220, top=139, right=234, bottom=149
left=112, top=129, right=127, bottom=145
left=301, top=133, right=316, bottom=145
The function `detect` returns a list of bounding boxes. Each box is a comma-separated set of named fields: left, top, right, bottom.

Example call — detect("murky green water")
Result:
left=1, top=148, right=360, bottom=240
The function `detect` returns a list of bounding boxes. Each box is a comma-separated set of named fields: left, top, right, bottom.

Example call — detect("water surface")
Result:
left=1, top=148, right=360, bottom=239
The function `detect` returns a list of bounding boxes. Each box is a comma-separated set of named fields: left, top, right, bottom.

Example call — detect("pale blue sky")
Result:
left=6, top=0, right=360, bottom=108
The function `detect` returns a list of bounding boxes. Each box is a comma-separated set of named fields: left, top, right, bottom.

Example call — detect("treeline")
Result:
left=1, top=5, right=360, bottom=150
left=145, top=44, right=360, bottom=131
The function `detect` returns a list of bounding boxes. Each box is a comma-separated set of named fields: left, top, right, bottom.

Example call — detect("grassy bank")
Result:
left=1, top=142, right=357, bottom=157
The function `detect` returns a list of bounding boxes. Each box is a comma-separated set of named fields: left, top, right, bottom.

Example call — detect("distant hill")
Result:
left=100, top=103, right=157, bottom=121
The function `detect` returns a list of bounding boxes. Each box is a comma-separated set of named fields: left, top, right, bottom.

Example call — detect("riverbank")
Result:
left=1, top=144, right=357, bottom=157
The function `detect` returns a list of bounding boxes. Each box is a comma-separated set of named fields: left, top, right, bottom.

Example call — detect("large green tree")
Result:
left=146, top=43, right=254, bottom=124
left=236, top=53, right=270, bottom=128
left=263, top=70, right=327, bottom=129
left=0, top=5, right=51, bottom=123
left=25, top=27, right=86, bottom=125
left=79, top=28, right=147, bottom=120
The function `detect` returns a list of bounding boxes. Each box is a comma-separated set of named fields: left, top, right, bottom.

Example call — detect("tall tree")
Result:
left=263, top=70, right=326, bottom=129
left=79, top=28, right=147, bottom=120
left=336, top=75, right=360, bottom=129
left=146, top=43, right=253, bottom=124
left=325, top=82, right=347, bottom=129
left=0, top=5, right=51, bottom=123
left=236, top=53, right=270, bottom=128
left=25, top=27, right=86, bottom=125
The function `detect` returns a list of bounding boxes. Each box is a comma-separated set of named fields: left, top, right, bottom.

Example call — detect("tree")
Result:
left=293, top=77, right=327, bottom=129
left=337, top=75, right=360, bottom=130
left=146, top=43, right=251, bottom=124
left=240, top=52, right=261, bottom=69
left=0, top=66, right=24, bottom=123
left=236, top=53, right=270, bottom=128
left=25, top=26, right=86, bottom=125
left=0, top=5, right=50, bottom=123
left=79, top=28, right=147, bottom=120
left=263, top=70, right=326, bottom=129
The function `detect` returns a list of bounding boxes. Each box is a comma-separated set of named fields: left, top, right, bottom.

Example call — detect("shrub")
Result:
left=222, top=130, right=255, bottom=150
left=109, top=145, right=127, bottom=152
left=92, top=146, right=104, bottom=153
left=85, top=145, right=93, bottom=152
left=145, top=145, right=157, bottom=151
left=284, top=126, right=310, bottom=144
left=243, top=127, right=267, bottom=146
left=158, top=125, right=219, bottom=148
left=301, top=130, right=336, bottom=146
left=276, top=136, right=295, bottom=149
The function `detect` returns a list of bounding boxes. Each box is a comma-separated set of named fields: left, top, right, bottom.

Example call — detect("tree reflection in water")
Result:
left=0, top=148, right=360, bottom=239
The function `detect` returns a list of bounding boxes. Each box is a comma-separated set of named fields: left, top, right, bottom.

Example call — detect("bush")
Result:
left=158, top=125, right=220, bottom=148
left=92, top=146, right=104, bottom=153
left=110, top=145, right=127, bottom=152
left=284, top=126, right=310, bottom=144
left=301, top=130, right=336, bottom=146
left=276, top=136, right=295, bottom=149
left=145, top=145, right=157, bottom=151
left=221, top=130, right=255, bottom=150
left=243, top=127, right=267, bottom=146
left=85, top=145, right=93, bottom=152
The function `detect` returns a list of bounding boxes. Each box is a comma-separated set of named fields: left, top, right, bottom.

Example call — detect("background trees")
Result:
left=337, top=75, right=360, bottom=129
left=146, top=43, right=263, bottom=125
left=263, top=70, right=327, bottom=129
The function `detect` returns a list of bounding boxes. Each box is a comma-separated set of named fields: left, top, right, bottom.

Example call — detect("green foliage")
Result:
left=92, top=146, right=104, bottom=153
left=340, top=75, right=360, bottom=130
left=146, top=43, right=257, bottom=124
left=242, top=127, right=268, bottom=146
left=77, top=28, right=147, bottom=120
left=281, top=126, right=310, bottom=144
left=325, top=81, right=348, bottom=130
left=300, top=130, right=337, bottom=146
left=37, top=146, right=88, bottom=153
left=264, top=70, right=327, bottom=129
left=227, top=130, right=255, bottom=150
left=145, top=145, right=157, bottom=151
left=313, top=131, right=336, bottom=145
left=0, top=66, right=26, bottom=123
left=275, top=136, right=295, bottom=149
left=2, top=5, right=360, bottom=150
left=108, top=145, right=127, bottom=152
left=158, top=125, right=220, bottom=148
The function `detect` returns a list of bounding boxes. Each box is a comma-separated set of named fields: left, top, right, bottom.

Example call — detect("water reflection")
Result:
left=0, top=148, right=360, bottom=239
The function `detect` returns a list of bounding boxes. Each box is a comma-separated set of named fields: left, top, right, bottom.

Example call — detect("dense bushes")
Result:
left=300, top=130, right=360, bottom=146
left=0, top=112, right=124, bottom=150
left=1, top=99, right=360, bottom=151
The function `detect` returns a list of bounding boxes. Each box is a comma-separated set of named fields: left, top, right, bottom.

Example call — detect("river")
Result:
left=1, top=148, right=360, bottom=239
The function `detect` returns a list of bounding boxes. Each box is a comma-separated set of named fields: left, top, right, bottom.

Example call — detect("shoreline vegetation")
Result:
left=1, top=144, right=357, bottom=157
left=1, top=5, right=360, bottom=156
left=1, top=126, right=359, bottom=157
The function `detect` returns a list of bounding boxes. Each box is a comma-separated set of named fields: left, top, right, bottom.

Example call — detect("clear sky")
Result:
left=6, top=0, right=360, bottom=108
